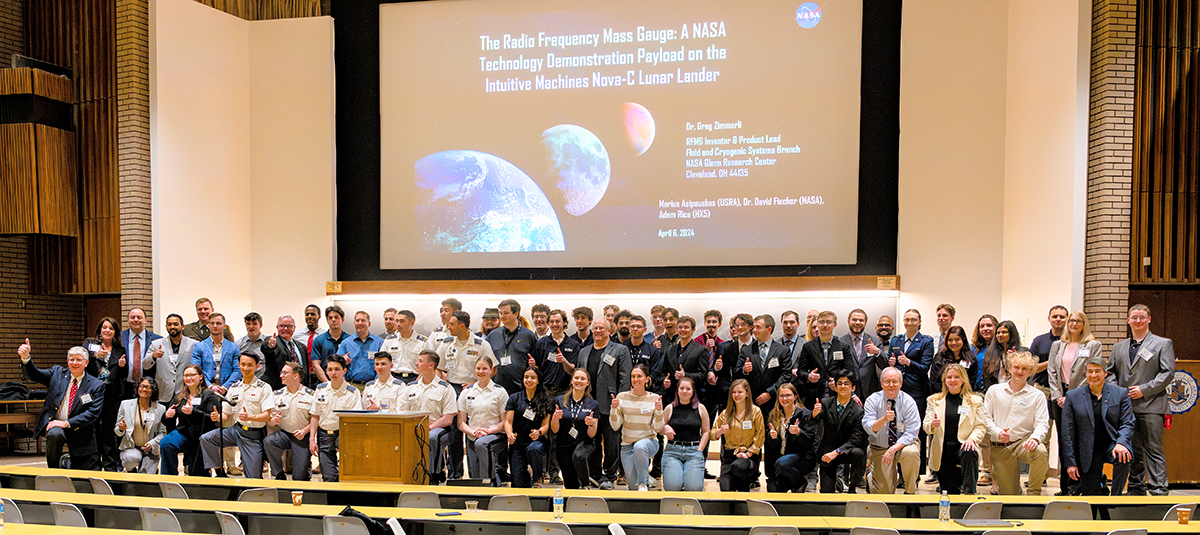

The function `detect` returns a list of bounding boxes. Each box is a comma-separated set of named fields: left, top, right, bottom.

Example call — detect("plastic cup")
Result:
left=1179, top=509, right=1191, bottom=525
left=681, top=504, right=694, bottom=517
left=465, top=500, right=479, bottom=513
left=291, top=491, right=303, bottom=506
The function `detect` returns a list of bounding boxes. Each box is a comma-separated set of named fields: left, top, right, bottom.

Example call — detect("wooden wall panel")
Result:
left=33, top=125, right=78, bottom=237
left=25, top=0, right=120, bottom=294
left=1133, top=0, right=1200, bottom=284
left=0, top=125, right=39, bottom=234
left=193, top=0, right=323, bottom=20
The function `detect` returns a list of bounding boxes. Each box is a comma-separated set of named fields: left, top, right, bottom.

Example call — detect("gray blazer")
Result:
left=145, top=336, right=197, bottom=404
left=114, top=398, right=167, bottom=456
left=1047, top=339, right=1104, bottom=401
left=1107, top=333, right=1175, bottom=414
left=576, top=342, right=631, bottom=415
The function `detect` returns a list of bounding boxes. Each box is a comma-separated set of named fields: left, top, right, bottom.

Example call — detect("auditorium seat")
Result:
left=1108, top=530, right=1148, bottom=535
left=565, top=496, right=608, bottom=513
left=849, top=527, right=898, bottom=535
left=1163, top=504, right=1196, bottom=521
left=1043, top=500, right=1092, bottom=520
left=237, top=487, right=278, bottom=503
left=749, top=526, right=801, bottom=535
left=216, top=511, right=246, bottom=535
left=964, top=502, right=1002, bottom=519
left=35, top=474, right=75, bottom=492
left=746, top=498, right=778, bottom=516
left=323, top=515, right=370, bottom=535
left=489, top=494, right=532, bottom=511
left=397, top=491, right=440, bottom=508
left=527, top=520, right=573, bottom=535
left=51, top=501, right=87, bottom=527
left=140, top=506, right=183, bottom=532
left=659, top=497, right=702, bottom=515
left=89, top=477, right=115, bottom=495
left=159, top=481, right=189, bottom=499
left=1, top=497, right=23, bottom=524
left=845, top=500, right=891, bottom=518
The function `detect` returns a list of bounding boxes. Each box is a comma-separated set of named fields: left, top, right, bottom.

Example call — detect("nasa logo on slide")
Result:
left=796, top=2, right=822, bottom=28
left=1168, top=370, right=1198, bottom=414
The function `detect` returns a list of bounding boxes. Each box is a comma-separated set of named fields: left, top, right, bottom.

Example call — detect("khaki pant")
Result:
left=868, top=444, right=919, bottom=494
left=990, top=440, right=1048, bottom=495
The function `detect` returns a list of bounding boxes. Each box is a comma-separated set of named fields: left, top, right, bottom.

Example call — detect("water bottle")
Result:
left=939, top=490, right=950, bottom=523
left=553, top=488, right=564, bottom=520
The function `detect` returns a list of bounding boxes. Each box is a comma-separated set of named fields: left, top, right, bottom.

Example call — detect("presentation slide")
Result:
left=380, top=0, right=862, bottom=270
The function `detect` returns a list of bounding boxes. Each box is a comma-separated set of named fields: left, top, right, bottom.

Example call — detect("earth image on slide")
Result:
left=539, top=124, right=611, bottom=217
left=414, top=150, right=566, bottom=253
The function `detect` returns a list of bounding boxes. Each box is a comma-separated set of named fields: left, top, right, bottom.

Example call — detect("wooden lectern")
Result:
left=338, top=411, right=429, bottom=484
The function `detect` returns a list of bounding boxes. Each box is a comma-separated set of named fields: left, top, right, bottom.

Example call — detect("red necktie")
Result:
left=131, top=337, right=142, bottom=383
left=307, top=334, right=316, bottom=372
left=67, top=380, right=79, bottom=414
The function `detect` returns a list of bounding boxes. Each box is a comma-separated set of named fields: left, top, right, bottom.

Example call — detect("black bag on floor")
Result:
left=337, top=506, right=391, bottom=535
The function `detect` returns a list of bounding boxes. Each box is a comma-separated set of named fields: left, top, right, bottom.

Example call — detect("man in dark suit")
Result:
left=793, top=311, right=856, bottom=408
left=18, top=340, right=105, bottom=470
left=576, top=318, right=632, bottom=490
left=261, top=314, right=308, bottom=390
left=889, top=308, right=934, bottom=478
left=813, top=369, right=867, bottom=493
left=1106, top=304, right=1175, bottom=496
left=735, top=314, right=793, bottom=414
left=839, top=308, right=883, bottom=398
left=1063, top=357, right=1135, bottom=495
left=119, top=307, right=163, bottom=399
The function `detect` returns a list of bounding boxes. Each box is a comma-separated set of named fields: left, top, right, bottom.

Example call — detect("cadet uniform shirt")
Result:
left=226, top=377, right=275, bottom=429
left=362, top=377, right=406, bottom=409
left=310, top=381, right=363, bottom=432
left=400, top=377, right=457, bottom=422
left=437, top=334, right=496, bottom=385
left=272, top=385, right=315, bottom=433
left=380, top=331, right=427, bottom=375
left=458, top=380, right=509, bottom=430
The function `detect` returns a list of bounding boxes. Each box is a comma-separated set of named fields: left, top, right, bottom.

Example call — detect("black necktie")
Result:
left=887, top=399, right=898, bottom=446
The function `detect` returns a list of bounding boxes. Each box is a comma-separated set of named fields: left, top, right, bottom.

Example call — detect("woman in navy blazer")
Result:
left=81, top=317, right=126, bottom=471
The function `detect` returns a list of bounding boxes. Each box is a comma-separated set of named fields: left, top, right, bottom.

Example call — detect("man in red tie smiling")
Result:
left=18, top=340, right=106, bottom=470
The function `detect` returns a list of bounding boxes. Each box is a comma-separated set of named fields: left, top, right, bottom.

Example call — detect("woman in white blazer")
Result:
left=924, top=363, right=986, bottom=494
left=114, top=377, right=168, bottom=473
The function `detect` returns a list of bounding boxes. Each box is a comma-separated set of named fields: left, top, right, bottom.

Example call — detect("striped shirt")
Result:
left=610, top=391, right=664, bottom=445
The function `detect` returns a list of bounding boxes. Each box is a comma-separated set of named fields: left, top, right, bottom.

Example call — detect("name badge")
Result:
left=80, top=393, right=93, bottom=404
left=143, top=413, right=155, bottom=424
left=603, top=354, right=616, bottom=366
left=833, top=351, right=844, bottom=361
left=277, top=401, right=287, bottom=409
left=957, top=405, right=970, bottom=416
left=767, top=358, right=779, bottom=369
left=500, top=356, right=512, bottom=366
left=365, top=392, right=375, bottom=401
left=641, top=405, right=651, bottom=414
left=523, top=408, right=536, bottom=420
left=191, top=397, right=202, bottom=405
left=88, top=343, right=100, bottom=352
left=1078, top=348, right=1091, bottom=358
left=568, top=426, right=578, bottom=439
left=1137, top=347, right=1153, bottom=361
left=741, top=420, right=753, bottom=430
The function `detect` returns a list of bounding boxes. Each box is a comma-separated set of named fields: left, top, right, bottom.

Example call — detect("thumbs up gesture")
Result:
left=268, top=334, right=277, bottom=349
left=17, top=339, right=31, bottom=362
left=611, top=395, right=620, bottom=410
left=674, top=365, right=685, bottom=380
left=930, top=411, right=941, bottom=429
left=118, top=417, right=127, bottom=432
left=807, top=368, right=820, bottom=383
left=210, top=407, right=221, bottom=422
left=788, top=420, right=801, bottom=435
left=714, top=355, right=723, bottom=371
left=742, top=357, right=754, bottom=373
left=812, top=398, right=823, bottom=418
left=769, top=423, right=778, bottom=439
left=553, top=405, right=564, bottom=421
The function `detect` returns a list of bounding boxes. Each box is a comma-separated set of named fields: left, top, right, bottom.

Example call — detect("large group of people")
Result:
left=15, top=298, right=1176, bottom=496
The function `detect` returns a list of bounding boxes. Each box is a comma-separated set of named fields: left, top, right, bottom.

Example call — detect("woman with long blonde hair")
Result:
left=924, top=363, right=985, bottom=494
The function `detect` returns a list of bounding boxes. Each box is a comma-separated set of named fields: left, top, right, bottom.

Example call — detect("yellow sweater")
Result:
left=715, top=405, right=765, bottom=454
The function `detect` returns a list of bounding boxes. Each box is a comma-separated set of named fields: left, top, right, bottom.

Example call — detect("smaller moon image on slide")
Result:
left=622, top=102, right=655, bottom=155
left=539, top=124, right=611, bottom=217
left=415, top=150, right=565, bottom=253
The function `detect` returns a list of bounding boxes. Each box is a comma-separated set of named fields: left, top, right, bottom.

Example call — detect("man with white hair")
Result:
left=862, top=367, right=921, bottom=493
left=18, top=340, right=106, bottom=469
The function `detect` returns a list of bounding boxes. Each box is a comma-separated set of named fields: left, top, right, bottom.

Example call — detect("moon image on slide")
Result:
left=414, top=150, right=566, bottom=253
left=539, top=124, right=611, bottom=217
left=622, top=102, right=655, bottom=155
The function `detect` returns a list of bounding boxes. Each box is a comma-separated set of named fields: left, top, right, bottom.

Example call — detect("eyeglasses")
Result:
left=816, top=320, right=834, bottom=326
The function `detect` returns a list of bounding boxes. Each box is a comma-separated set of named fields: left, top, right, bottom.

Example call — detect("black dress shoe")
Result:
left=704, top=471, right=716, bottom=480
left=1149, top=490, right=1170, bottom=496
left=1124, top=489, right=1147, bottom=496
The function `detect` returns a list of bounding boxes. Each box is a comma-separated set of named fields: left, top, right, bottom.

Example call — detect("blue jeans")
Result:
left=662, top=443, right=705, bottom=491
left=159, top=430, right=201, bottom=476
left=620, top=438, right=659, bottom=490
left=510, top=440, right=547, bottom=488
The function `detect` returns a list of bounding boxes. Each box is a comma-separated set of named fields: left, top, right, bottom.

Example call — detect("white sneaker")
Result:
left=637, top=484, right=649, bottom=491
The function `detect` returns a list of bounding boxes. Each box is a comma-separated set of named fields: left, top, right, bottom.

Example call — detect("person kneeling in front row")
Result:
left=1062, top=357, right=1135, bottom=495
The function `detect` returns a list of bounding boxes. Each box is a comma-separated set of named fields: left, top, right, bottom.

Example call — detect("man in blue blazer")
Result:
left=1063, top=356, right=1135, bottom=496
left=888, top=308, right=934, bottom=478
left=119, top=307, right=162, bottom=399
left=191, top=312, right=242, bottom=392
left=17, top=340, right=105, bottom=470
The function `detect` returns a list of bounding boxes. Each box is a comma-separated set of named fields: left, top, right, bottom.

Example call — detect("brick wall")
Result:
left=0, top=0, right=24, bottom=61
left=0, top=237, right=87, bottom=385
left=117, top=0, right=154, bottom=326
left=1085, top=0, right=1136, bottom=346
